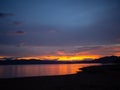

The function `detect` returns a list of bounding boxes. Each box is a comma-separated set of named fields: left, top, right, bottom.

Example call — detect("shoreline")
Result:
left=0, top=64, right=120, bottom=90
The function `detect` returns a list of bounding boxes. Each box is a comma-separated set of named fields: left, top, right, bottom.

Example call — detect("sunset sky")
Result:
left=0, top=0, right=120, bottom=60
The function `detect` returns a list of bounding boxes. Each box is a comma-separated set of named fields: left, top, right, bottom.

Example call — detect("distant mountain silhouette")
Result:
left=93, top=56, right=120, bottom=64
left=0, top=56, right=120, bottom=65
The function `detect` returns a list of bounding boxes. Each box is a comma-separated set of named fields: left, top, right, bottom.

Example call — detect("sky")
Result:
left=0, top=0, right=120, bottom=60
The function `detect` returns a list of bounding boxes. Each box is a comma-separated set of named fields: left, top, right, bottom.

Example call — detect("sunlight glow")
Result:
left=17, top=55, right=99, bottom=61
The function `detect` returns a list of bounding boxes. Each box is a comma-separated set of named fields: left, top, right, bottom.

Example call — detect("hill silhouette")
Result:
left=0, top=56, right=120, bottom=65
left=93, top=56, right=120, bottom=64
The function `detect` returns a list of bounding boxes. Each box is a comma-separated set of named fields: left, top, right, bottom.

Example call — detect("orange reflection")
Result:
left=0, top=64, right=100, bottom=78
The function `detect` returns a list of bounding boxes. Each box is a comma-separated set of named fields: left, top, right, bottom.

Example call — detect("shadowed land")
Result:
left=0, top=64, right=120, bottom=90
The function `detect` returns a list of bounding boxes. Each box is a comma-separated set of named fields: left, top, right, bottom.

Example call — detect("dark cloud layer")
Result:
left=0, top=0, right=120, bottom=58
left=14, top=31, right=25, bottom=35
left=0, top=13, right=14, bottom=18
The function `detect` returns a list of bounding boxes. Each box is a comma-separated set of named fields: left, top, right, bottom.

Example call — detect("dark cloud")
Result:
left=13, top=21, right=23, bottom=25
left=75, top=46, right=103, bottom=52
left=0, top=13, right=14, bottom=18
left=72, top=45, right=120, bottom=56
left=0, top=30, right=25, bottom=38
left=15, top=31, right=25, bottom=35
left=8, top=31, right=25, bottom=35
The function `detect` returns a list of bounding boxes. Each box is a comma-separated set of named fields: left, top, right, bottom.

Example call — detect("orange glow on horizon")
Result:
left=17, top=55, right=100, bottom=61
left=0, top=56, right=4, bottom=58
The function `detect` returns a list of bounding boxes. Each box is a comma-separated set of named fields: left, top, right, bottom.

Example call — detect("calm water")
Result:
left=0, top=63, right=100, bottom=78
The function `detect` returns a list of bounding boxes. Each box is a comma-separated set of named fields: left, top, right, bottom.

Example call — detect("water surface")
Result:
left=0, top=63, right=100, bottom=78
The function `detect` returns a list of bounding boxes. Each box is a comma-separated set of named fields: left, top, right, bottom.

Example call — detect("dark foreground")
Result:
left=0, top=64, right=120, bottom=90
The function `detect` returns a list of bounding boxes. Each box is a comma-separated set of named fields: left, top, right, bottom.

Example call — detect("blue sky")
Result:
left=0, top=0, right=120, bottom=59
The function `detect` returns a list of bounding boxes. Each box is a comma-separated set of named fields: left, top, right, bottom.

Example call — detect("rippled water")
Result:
left=0, top=63, right=100, bottom=78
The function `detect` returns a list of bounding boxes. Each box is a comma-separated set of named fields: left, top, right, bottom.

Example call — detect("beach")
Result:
left=0, top=64, right=120, bottom=90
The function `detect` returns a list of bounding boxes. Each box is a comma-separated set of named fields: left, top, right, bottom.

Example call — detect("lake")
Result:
left=0, top=63, right=100, bottom=78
